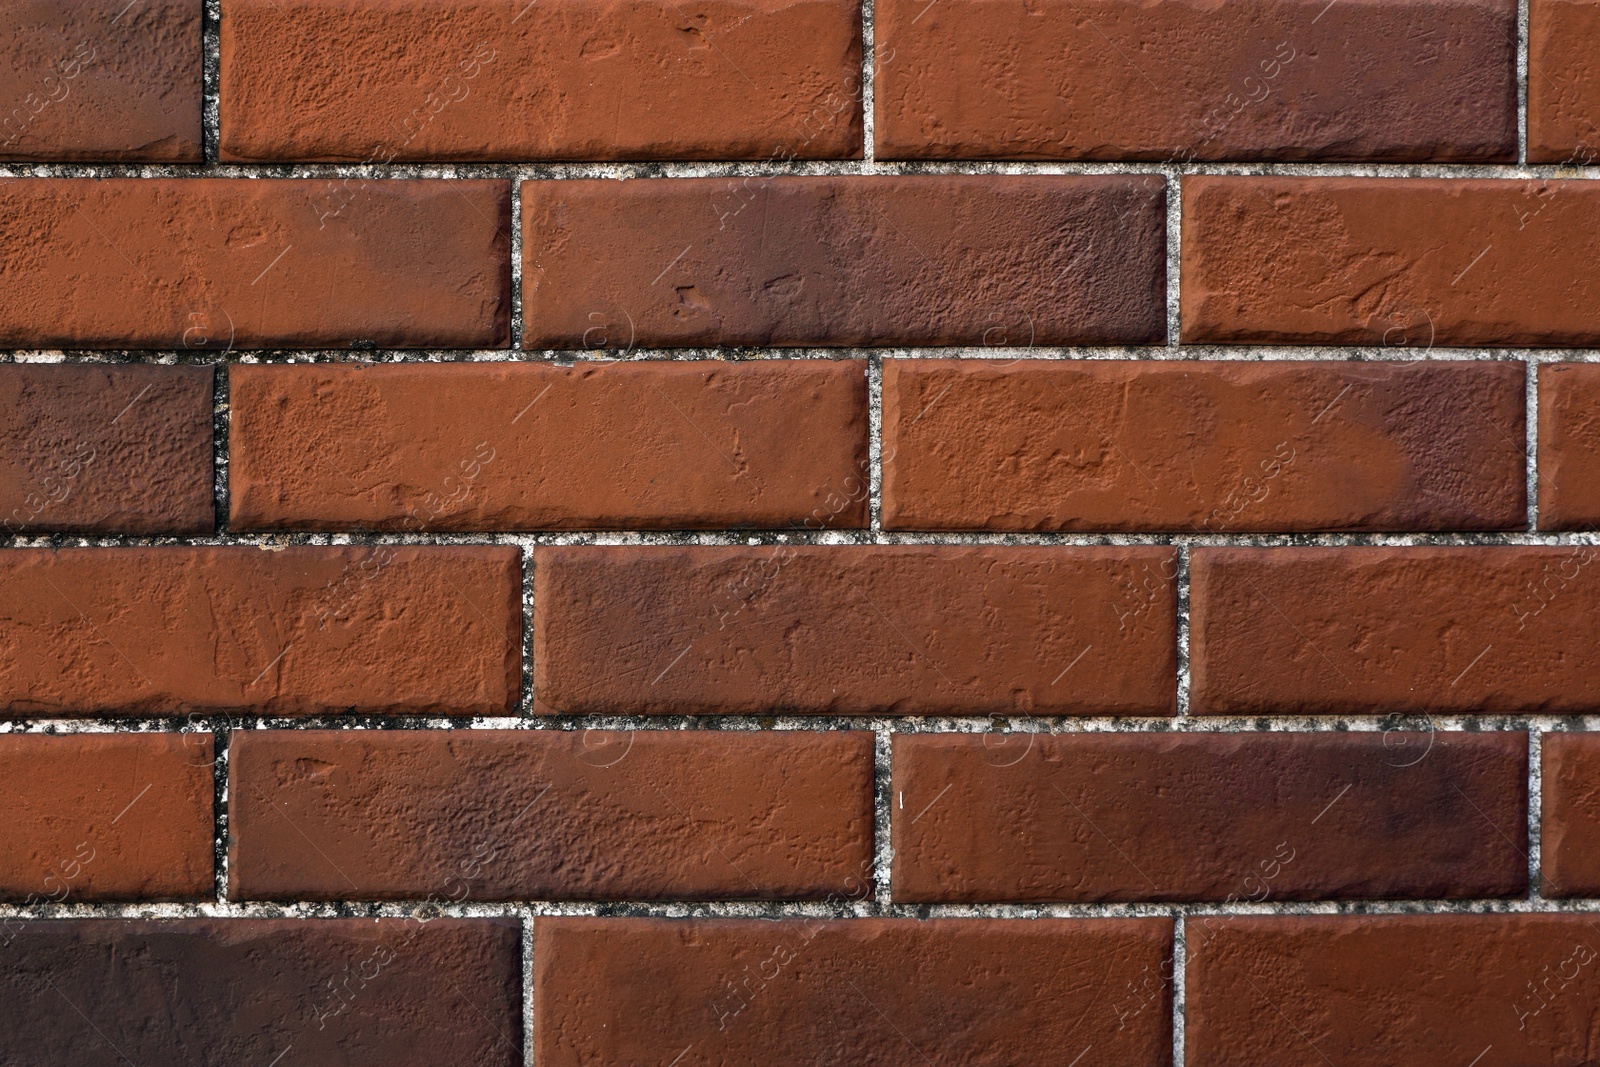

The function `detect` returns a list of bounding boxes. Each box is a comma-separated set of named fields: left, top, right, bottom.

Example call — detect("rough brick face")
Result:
left=1537, top=362, right=1600, bottom=530
left=534, top=917, right=1173, bottom=1067
left=881, top=359, right=1526, bottom=532
left=0, top=733, right=213, bottom=902
left=1541, top=732, right=1600, bottom=896
left=0, top=919, right=522, bottom=1066
left=522, top=175, right=1166, bottom=348
left=0, top=546, right=520, bottom=716
left=228, top=729, right=874, bottom=901
left=1, top=363, right=214, bottom=535
left=0, top=179, right=509, bottom=349
left=219, top=0, right=862, bottom=161
left=892, top=731, right=1527, bottom=903
left=1191, top=547, right=1600, bottom=715
left=1186, top=915, right=1600, bottom=1067
left=1182, top=176, right=1600, bottom=346
left=875, top=0, right=1515, bottom=162
left=1529, top=0, right=1600, bottom=162
left=534, top=545, right=1178, bottom=716
left=1, top=0, right=202, bottom=161
left=228, top=360, right=868, bottom=531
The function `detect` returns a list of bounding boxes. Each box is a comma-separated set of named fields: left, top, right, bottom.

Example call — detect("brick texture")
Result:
left=0, top=733, right=213, bottom=902
left=1182, top=176, right=1600, bottom=346
left=1529, top=0, right=1600, bottom=162
left=534, top=916, right=1173, bottom=1067
left=0, top=179, right=509, bottom=349
left=1, top=363, right=214, bottom=535
left=522, top=175, right=1166, bottom=348
left=228, top=360, right=868, bottom=531
left=1191, top=547, right=1600, bottom=715
left=0, top=919, right=521, bottom=1066
left=0, top=546, right=520, bottom=716
left=1, top=0, right=201, bottom=161
left=533, top=545, right=1178, bottom=716
left=219, top=0, right=862, bottom=161
left=892, top=731, right=1527, bottom=903
left=881, top=359, right=1526, bottom=532
left=228, top=729, right=874, bottom=901
left=1537, top=362, right=1600, bottom=530
left=1186, top=915, right=1600, bottom=1067
left=1541, top=732, right=1600, bottom=896
left=875, top=0, right=1515, bottom=162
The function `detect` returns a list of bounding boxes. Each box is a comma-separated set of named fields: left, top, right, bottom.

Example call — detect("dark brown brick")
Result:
left=0, top=919, right=521, bottom=1066
left=522, top=175, right=1166, bottom=348
left=1, top=364, right=213, bottom=535
left=1190, top=547, right=1600, bottom=715
left=875, top=0, right=1515, bottom=162
left=228, top=360, right=868, bottom=531
left=534, top=916, right=1172, bottom=1067
left=1537, top=362, right=1600, bottom=530
left=1542, top=732, right=1600, bottom=896
left=533, top=545, right=1178, bottom=716
left=881, top=359, right=1525, bottom=532
left=0, top=546, right=520, bottom=717
left=1529, top=0, right=1600, bottom=163
left=892, top=730, right=1527, bottom=903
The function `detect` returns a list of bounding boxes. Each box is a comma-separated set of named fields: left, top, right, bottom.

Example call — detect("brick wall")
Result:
left=3, top=1, right=1600, bottom=1064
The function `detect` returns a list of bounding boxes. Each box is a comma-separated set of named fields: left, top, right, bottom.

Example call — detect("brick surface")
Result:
left=229, top=360, right=868, bottom=531
left=522, top=175, right=1166, bottom=348
left=1541, top=732, right=1600, bottom=896
left=1186, top=915, right=1600, bottom=1066
left=875, top=0, right=1515, bottom=162
left=1182, top=176, right=1600, bottom=346
left=1537, top=362, right=1600, bottom=530
left=0, top=733, right=213, bottom=902
left=881, top=359, right=1525, bottom=532
left=0, top=919, right=521, bottom=1066
left=1529, top=0, right=1600, bottom=162
left=1, top=364, right=214, bottom=535
left=534, top=916, right=1172, bottom=1067
left=892, top=731, right=1527, bottom=903
left=219, top=0, right=862, bottom=162
left=0, top=179, right=508, bottom=350
left=0, top=546, right=520, bottom=716
left=229, top=729, right=874, bottom=901
left=1191, top=547, right=1600, bottom=715
left=533, top=545, right=1178, bottom=716
left=1, top=0, right=201, bottom=161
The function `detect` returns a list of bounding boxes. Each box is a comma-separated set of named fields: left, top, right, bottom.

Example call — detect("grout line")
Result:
left=521, top=911, right=535, bottom=1067
left=1175, top=545, right=1191, bottom=717
left=873, top=727, right=893, bottom=902
left=519, top=545, right=535, bottom=713
left=1171, top=916, right=1187, bottom=1067
left=1529, top=729, right=1543, bottom=897
left=861, top=0, right=876, bottom=168
left=867, top=353, right=884, bottom=534
left=201, top=0, right=221, bottom=163
left=213, top=726, right=230, bottom=904
left=1518, top=0, right=1531, bottom=165
left=1166, top=166, right=1182, bottom=348
left=211, top=362, right=229, bottom=532
left=510, top=178, right=524, bottom=350
left=1527, top=357, right=1540, bottom=531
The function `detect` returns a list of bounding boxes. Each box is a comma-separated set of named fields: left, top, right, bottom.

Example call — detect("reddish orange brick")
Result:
left=876, top=0, right=1514, bottom=162
left=1541, top=732, right=1600, bottom=896
left=228, top=360, right=868, bottom=531
left=1183, top=176, right=1600, bottom=346
left=881, top=359, right=1525, bottom=532
left=0, top=733, right=213, bottom=902
left=1529, top=0, right=1600, bottom=162
left=1537, top=362, right=1600, bottom=530
left=219, top=0, right=861, bottom=161
left=0, top=179, right=508, bottom=349
left=0, top=546, right=520, bottom=717
left=892, top=731, right=1527, bottom=902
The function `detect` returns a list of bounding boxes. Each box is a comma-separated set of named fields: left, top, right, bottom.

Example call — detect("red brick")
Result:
left=1186, top=915, right=1600, bottom=1067
left=1182, top=176, right=1600, bottom=346
left=0, top=733, right=213, bottom=902
left=229, top=728, right=873, bottom=901
left=522, top=175, right=1166, bottom=348
left=1, top=364, right=213, bottom=535
left=219, top=0, right=861, bottom=162
left=875, top=0, right=1514, bottom=162
left=0, top=179, right=508, bottom=350
left=1537, top=362, right=1600, bottom=530
left=892, top=730, right=1526, bottom=903
left=882, top=359, right=1525, bottom=532
left=228, top=360, right=868, bottom=532
left=1529, top=0, right=1600, bottom=163
left=1, top=0, right=201, bottom=161
left=533, top=545, right=1178, bottom=716
left=0, top=546, right=520, bottom=717
left=1191, top=547, right=1600, bottom=715
left=0, top=918, right=521, bottom=1066
left=534, top=916, right=1171, bottom=1067
left=1541, top=732, right=1600, bottom=896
